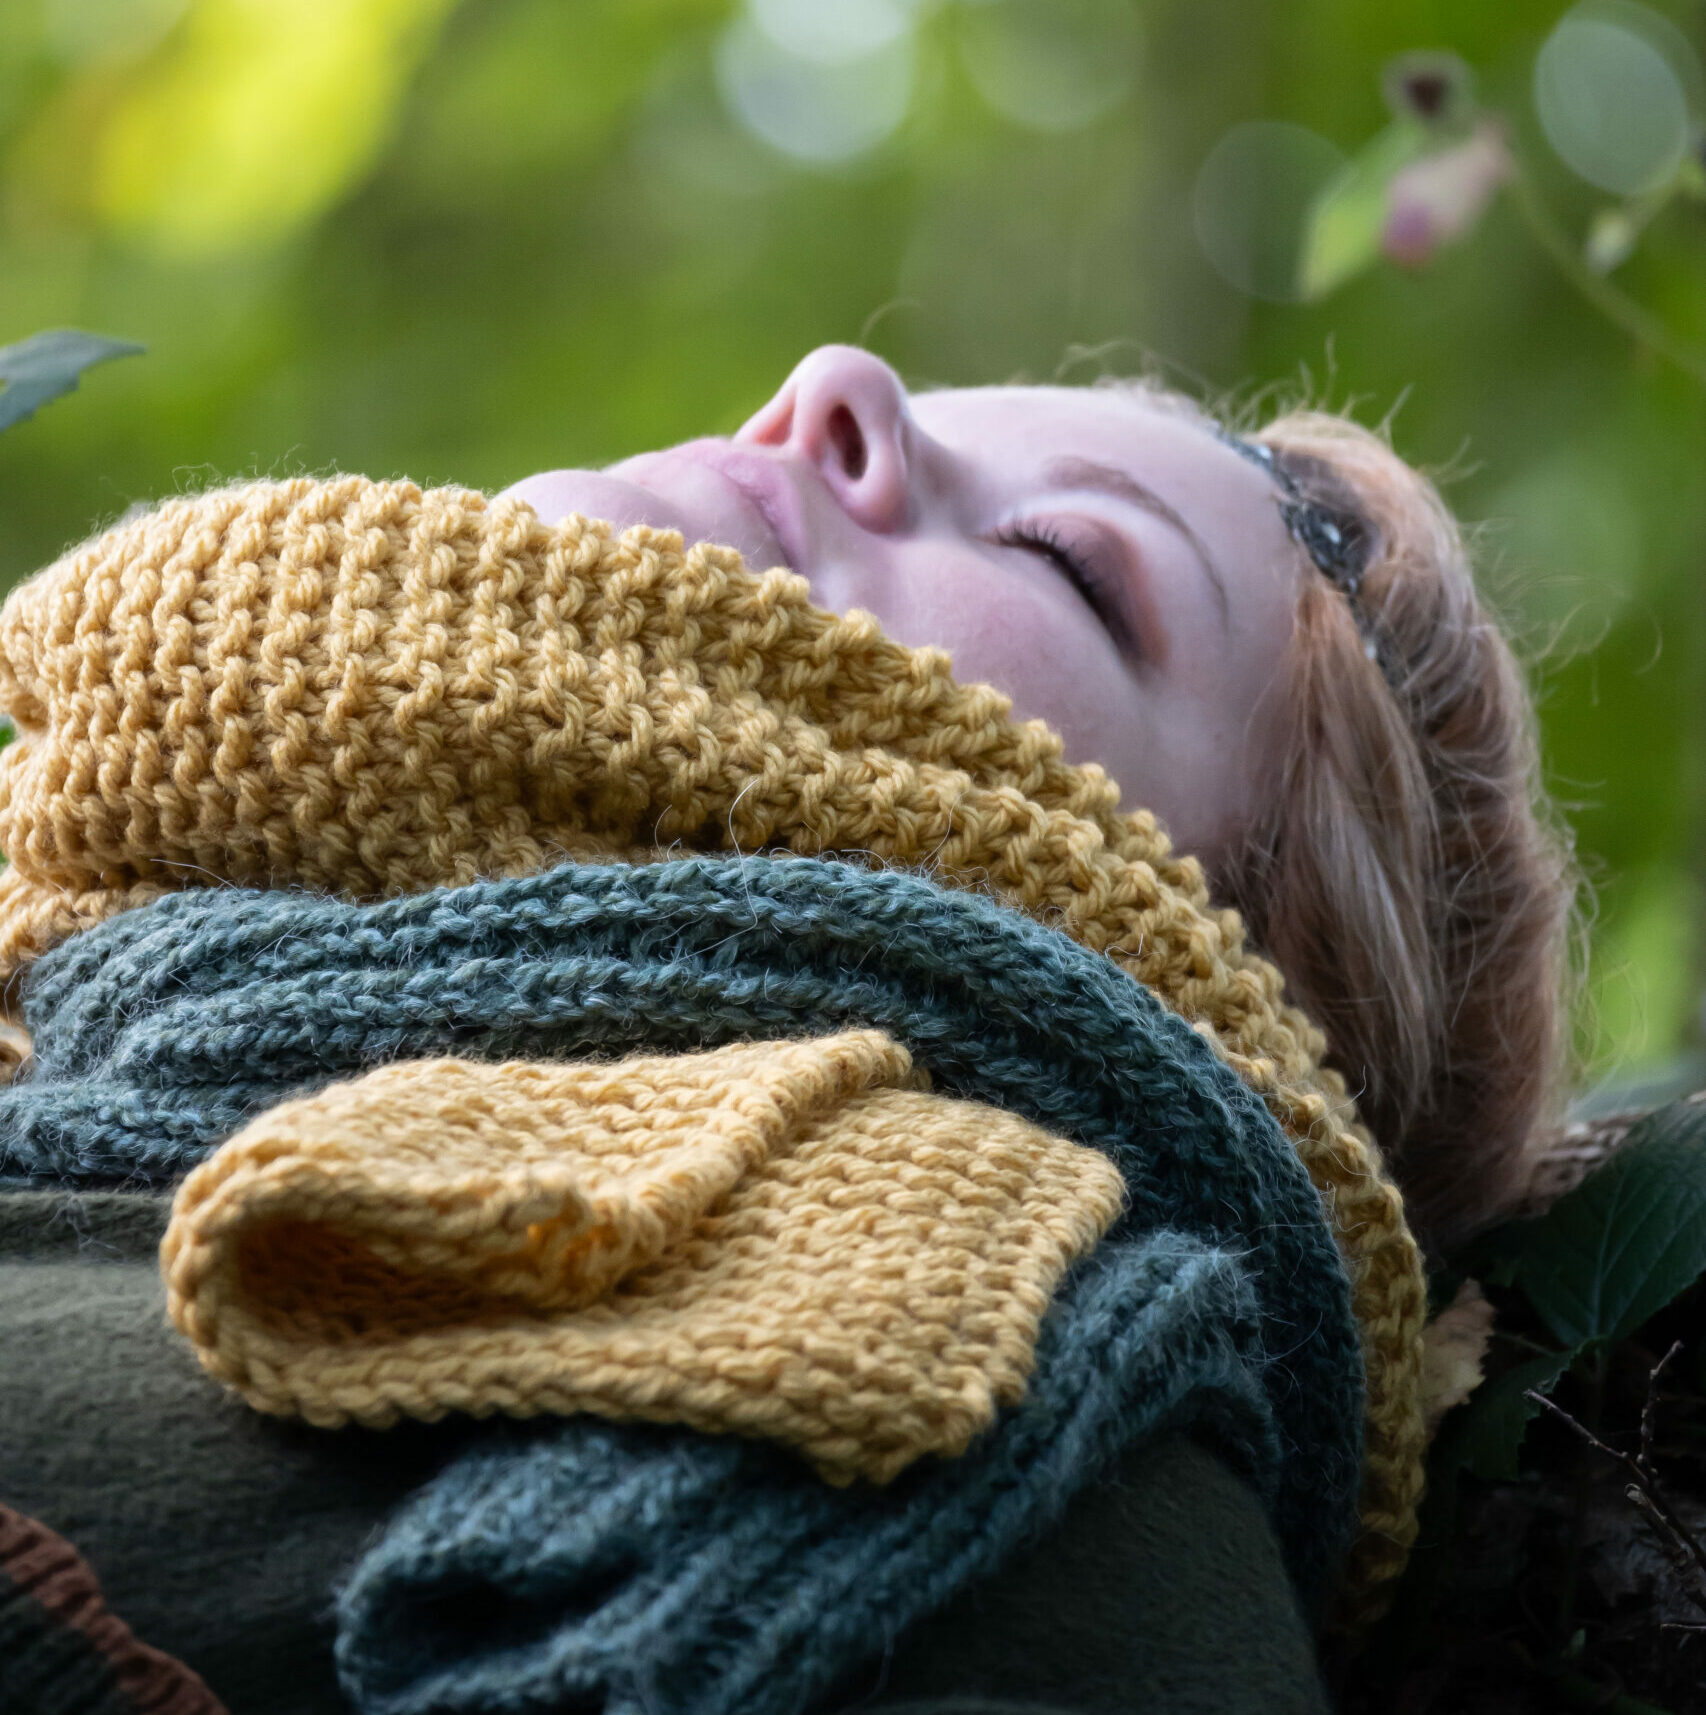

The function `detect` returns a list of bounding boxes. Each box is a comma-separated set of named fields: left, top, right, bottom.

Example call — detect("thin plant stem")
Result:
left=1526, top=1355, right=1706, bottom=1618
left=1507, top=164, right=1706, bottom=387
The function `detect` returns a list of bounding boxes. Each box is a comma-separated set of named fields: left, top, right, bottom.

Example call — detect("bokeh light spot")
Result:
left=956, top=0, right=1135, bottom=134
left=1193, top=121, right=1346, bottom=302
left=1534, top=2, right=1697, bottom=195
left=747, top=0, right=916, bottom=66
left=715, top=12, right=914, bottom=166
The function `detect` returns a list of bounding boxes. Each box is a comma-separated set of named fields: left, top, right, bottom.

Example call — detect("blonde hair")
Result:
left=1214, top=409, right=1578, bottom=1248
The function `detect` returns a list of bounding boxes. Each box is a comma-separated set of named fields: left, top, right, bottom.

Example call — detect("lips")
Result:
left=667, top=440, right=809, bottom=574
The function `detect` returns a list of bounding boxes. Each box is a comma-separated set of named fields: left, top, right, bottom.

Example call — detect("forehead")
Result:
left=913, top=383, right=1246, bottom=489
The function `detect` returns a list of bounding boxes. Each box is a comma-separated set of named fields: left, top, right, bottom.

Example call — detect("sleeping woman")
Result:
left=0, top=343, right=1576, bottom=1715
left=509, top=341, right=1577, bottom=1248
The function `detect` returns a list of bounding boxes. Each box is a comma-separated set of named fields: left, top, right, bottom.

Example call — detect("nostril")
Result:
left=827, top=404, right=867, bottom=482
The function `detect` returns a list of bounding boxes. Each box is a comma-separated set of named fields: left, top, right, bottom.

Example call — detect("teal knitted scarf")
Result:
left=0, top=856, right=1362, bottom=1715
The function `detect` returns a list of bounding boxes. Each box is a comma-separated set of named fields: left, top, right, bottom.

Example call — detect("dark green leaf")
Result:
left=1295, top=121, right=1428, bottom=300
left=1450, top=1214, right=1533, bottom=1288
left=1515, top=1096, right=1706, bottom=1349
left=0, top=330, right=144, bottom=435
left=1436, top=1347, right=1575, bottom=1482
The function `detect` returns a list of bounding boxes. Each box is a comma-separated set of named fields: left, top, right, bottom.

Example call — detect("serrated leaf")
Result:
left=1436, top=1347, right=1575, bottom=1482
left=1296, top=121, right=1429, bottom=300
left=1515, top=1095, right=1706, bottom=1350
left=0, top=330, right=144, bottom=435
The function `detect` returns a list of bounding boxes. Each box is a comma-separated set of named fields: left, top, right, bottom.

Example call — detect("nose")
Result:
left=735, top=345, right=912, bottom=533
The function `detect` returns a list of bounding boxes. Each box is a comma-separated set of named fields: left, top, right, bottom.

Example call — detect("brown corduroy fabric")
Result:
left=0, top=1503, right=229, bottom=1715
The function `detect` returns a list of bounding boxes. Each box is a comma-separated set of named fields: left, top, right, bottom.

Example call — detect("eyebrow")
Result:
left=1040, top=456, right=1230, bottom=628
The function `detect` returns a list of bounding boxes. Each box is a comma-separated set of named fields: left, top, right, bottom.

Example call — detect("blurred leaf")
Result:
left=1296, top=120, right=1427, bottom=300
left=92, top=0, right=458, bottom=255
left=1438, top=1347, right=1575, bottom=1482
left=1452, top=1217, right=1531, bottom=1289
left=1515, top=1096, right=1706, bottom=1350
left=0, top=330, right=143, bottom=434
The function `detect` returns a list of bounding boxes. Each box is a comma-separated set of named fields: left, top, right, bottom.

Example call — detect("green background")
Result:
left=0, top=0, right=1701, bottom=1089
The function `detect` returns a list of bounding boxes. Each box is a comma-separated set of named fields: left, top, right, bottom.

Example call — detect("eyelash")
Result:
left=995, top=521, right=1134, bottom=654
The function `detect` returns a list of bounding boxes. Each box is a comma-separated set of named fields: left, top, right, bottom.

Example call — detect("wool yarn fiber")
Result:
left=0, top=855, right=1363, bottom=1612
left=160, top=1031, right=1126, bottom=1482
left=1, top=855, right=1358, bottom=1715
left=335, top=1242, right=1279, bottom=1715
left=0, top=475, right=1426, bottom=1608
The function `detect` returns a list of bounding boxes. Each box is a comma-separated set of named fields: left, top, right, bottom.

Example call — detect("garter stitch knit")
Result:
left=159, top=1031, right=1127, bottom=1481
left=0, top=476, right=1425, bottom=1609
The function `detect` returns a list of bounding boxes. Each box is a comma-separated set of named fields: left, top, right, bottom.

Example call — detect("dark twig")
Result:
left=1526, top=1344, right=1706, bottom=1624
left=1638, top=1343, right=1679, bottom=1475
left=1622, top=1484, right=1706, bottom=1620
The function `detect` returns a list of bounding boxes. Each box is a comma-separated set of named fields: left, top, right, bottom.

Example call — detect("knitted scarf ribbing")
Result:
left=0, top=1502, right=230, bottom=1715
left=0, top=475, right=1425, bottom=1606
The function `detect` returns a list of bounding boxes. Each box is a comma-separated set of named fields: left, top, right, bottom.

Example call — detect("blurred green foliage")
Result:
left=0, top=0, right=1701, bottom=1083
left=0, top=327, right=140, bottom=430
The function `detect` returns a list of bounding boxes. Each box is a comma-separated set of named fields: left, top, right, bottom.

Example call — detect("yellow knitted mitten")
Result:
left=160, top=1031, right=1125, bottom=1483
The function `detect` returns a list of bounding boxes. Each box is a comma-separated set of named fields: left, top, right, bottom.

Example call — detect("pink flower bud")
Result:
left=1381, top=120, right=1513, bottom=267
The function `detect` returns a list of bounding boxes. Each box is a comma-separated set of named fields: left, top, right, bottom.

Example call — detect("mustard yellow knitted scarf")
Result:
left=0, top=475, right=1428, bottom=1609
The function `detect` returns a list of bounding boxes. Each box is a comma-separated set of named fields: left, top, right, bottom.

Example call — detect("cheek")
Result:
left=860, top=552, right=1146, bottom=770
left=1170, top=598, right=1297, bottom=767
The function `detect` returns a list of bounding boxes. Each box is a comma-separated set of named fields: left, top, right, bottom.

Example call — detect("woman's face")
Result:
left=501, top=345, right=1303, bottom=866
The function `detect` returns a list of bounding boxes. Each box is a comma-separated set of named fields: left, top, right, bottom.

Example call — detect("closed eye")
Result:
left=994, top=521, right=1138, bottom=658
